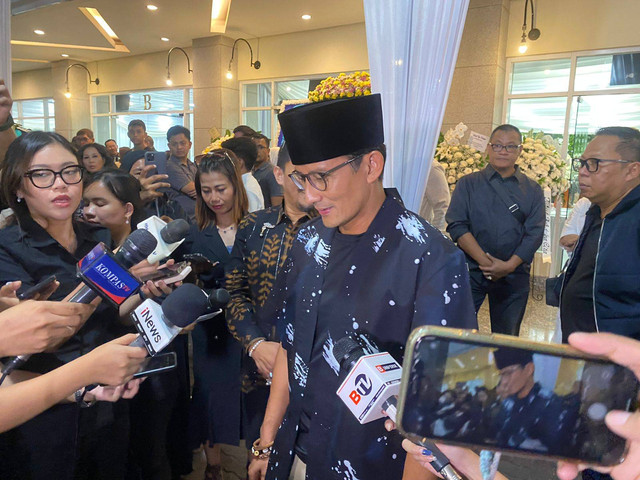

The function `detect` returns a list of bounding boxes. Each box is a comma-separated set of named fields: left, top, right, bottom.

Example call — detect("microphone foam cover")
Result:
left=160, top=219, right=190, bottom=244
left=162, top=283, right=209, bottom=327
left=208, top=288, right=230, bottom=308
left=118, top=229, right=158, bottom=266
left=333, top=336, right=364, bottom=372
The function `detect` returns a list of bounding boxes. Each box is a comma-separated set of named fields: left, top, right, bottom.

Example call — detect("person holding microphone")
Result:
left=0, top=131, right=141, bottom=480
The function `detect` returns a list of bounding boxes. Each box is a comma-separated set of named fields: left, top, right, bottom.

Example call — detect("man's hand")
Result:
left=137, top=165, right=170, bottom=205
left=0, top=281, right=21, bottom=313
left=0, top=79, right=12, bottom=125
left=252, top=341, right=280, bottom=379
left=556, top=332, right=640, bottom=480
left=85, top=378, right=144, bottom=403
left=479, top=253, right=516, bottom=281
left=559, top=234, right=579, bottom=252
left=0, top=301, right=95, bottom=356
left=79, top=334, right=148, bottom=387
left=248, top=457, right=268, bottom=480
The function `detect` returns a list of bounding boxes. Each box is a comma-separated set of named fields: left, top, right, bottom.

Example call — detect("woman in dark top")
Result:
left=186, top=149, right=248, bottom=480
left=78, top=143, right=116, bottom=175
left=0, top=132, right=139, bottom=480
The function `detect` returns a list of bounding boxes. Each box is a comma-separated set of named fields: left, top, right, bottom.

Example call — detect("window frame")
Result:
left=11, top=97, right=55, bottom=132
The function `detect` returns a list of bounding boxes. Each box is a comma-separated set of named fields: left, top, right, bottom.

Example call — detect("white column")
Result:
left=363, top=0, right=470, bottom=212
left=0, top=0, right=11, bottom=91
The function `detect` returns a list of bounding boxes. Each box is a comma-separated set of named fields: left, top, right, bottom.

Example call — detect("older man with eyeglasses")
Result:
left=446, top=124, right=545, bottom=336
left=560, top=126, right=640, bottom=345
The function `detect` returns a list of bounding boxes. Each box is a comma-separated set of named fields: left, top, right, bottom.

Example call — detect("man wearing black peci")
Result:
left=248, top=94, right=476, bottom=480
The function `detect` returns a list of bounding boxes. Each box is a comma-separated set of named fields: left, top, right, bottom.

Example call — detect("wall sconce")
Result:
left=518, top=0, right=541, bottom=54
left=166, top=47, right=193, bottom=86
left=226, top=38, right=261, bottom=80
left=64, top=64, right=99, bottom=99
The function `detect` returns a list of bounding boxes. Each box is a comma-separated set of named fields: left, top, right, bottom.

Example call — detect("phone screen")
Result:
left=133, top=352, right=176, bottom=378
left=399, top=335, right=639, bottom=466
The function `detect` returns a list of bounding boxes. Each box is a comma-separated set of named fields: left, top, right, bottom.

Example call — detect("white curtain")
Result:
left=363, top=0, right=470, bottom=212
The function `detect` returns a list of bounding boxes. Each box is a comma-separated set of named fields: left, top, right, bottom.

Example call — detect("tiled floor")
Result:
left=184, top=286, right=564, bottom=480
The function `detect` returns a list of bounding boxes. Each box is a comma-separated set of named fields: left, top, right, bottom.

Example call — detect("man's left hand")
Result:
left=479, top=253, right=514, bottom=281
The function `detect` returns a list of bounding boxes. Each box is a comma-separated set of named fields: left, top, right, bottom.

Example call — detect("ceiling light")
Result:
left=34, top=29, right=45, bottom=35
left=147, top=4, right=158, bottom=11
left=161, top=37, right=170, bottom=42
left=61, top=53, right=69, bottom=57
left=301, top=14, right=311, bottom=20
left=226, top=70, right=233, bottom=80
left=64, top=91, right=72, bottom=99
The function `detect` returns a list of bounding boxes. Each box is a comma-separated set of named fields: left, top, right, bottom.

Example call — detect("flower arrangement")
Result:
left=202, top=132, right=233, bottom=155
left=308, top=71, right=371, bottom=102
left=516, top=131, right=569, bottom=198
left=434, top=123, right=485, bottom=191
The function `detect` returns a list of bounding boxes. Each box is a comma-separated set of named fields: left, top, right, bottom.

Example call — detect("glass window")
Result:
left=21, top=118, right=45, bottom=130
left=507, top=97, right=568, bottom=135
left=243, top=83, right=271, bottom=108
left=510, top=59, right=571, bottom=94
left=11, top=103, right=18, bottom=118
left=46, top=98, right=55, bottom=116
left=243, top=110, right=271, bottom=137
left=569, top=93, right=640, bottom=133
left=93, top=95, right=110, bottom=114
left=276, top=80, right=311, bottom=105
left=114, top=90, right=184, bottom=113
left=575, top=54, right=640, bottom=91
left=21, top=100, right=45, bottom=117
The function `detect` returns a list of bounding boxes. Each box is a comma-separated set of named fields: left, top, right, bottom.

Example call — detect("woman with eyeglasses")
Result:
left=185, top=148, right=248, bottom=480
left=0, top=131, right=142, bottom=480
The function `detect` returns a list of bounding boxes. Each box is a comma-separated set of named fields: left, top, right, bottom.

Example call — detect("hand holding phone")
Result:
left=183, top=253, right=218, bottom=274
left=397, top=327, right=639, bottom=467
left=140, top=262, right=191, bottom=284
left=16, top=275, right=58, bottom=301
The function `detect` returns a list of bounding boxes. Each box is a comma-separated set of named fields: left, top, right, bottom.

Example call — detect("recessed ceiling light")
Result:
left=34, top=29, right=45, bottom=35
left=161, top=37, right=170, bottom=42
left=301, top=14, right=311, bottom=20
left=61, top=53, right=69, bottom=57
left=146, top=4, right=158, bottom=11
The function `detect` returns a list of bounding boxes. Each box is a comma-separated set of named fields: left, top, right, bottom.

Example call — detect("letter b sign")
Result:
left=349, top=390, right=361, bottom=405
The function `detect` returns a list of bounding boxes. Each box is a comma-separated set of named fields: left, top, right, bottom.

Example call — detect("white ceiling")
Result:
left=10, top=0, right=365, bottom=72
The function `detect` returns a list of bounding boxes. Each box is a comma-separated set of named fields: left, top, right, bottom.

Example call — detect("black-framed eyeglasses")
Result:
left=571, top=157, right=636, bottom=173
left=288, top=155, right=363, bottom=192
left=489, top=143, right=522, bottom=153
left=23, top=165, right=84, bottom=189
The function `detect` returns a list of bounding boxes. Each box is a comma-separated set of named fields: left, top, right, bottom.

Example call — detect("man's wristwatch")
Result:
left=0, top=114, right=14, bottom=132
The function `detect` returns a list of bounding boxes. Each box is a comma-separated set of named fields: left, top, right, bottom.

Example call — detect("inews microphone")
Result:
left=130, top=284, right=227, bottom=355
left=333, top=337, right=463, bottom=480
left=137, top=216, right=190, bottom=264
left=1, top=229, right=158, bottom=376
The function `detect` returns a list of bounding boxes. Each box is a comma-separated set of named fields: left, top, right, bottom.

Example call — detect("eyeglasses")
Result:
left=23, top=165, right=84, bottom=189
left=572, top=157, right=636, bottom=173
left=489, top=143, right=522, bottom=153
left=288, top=155, right=363, bottom=192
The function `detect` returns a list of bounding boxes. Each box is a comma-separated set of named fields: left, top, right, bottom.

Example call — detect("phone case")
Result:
left=396, top=326, right=635, bottom=466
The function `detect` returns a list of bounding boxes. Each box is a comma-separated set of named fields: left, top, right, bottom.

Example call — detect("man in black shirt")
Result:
left=561, top=127, right=640, bottom=342
left=251, top=134, right=283, bottom=207
left=446, top=124, right=545, bottom=335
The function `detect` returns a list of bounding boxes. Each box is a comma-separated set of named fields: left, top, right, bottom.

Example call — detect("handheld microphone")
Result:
left=1, top=229, right=158, bottom=376
left=130, top=283, right=226, bottom=355
left=195, top=288, right=230, bottom=323
left=137, top=216, right=190, bottom=264
left=333, top=337, right=463, bottom=480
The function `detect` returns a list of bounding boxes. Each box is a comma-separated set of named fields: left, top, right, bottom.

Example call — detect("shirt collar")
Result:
left=276, top=201, right=313, bottom=226
left=18, top=216, right=106, bottom=250
left=483, top=164, right=523, bottom=183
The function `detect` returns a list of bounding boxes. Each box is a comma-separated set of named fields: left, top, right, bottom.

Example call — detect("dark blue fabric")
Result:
left=561, top=184, right=640, bottom=340
left=446, top=165, right=545, bottom=268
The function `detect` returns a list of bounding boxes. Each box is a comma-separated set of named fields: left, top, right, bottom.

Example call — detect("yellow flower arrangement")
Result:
left=202, top=133, right=234, bottom=155
left=308, top=71, right=372, bottom=102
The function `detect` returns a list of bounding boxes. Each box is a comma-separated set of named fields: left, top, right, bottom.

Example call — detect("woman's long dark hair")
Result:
left=195, top=148, right=248, bottom=230
left=1, top=131, right=79, bottom=223
left=77, top=143, right=116, bottom=171
left=84, top=169, right=146, bottom=228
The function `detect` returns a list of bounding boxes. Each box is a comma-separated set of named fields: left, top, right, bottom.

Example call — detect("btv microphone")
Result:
left=1, top=229, right=158, bottom=376
left=333, top=337, right=462, bottom=480
left=137, top=216, right=190, bottom=264
left=130, top=283, right=221, bottom=355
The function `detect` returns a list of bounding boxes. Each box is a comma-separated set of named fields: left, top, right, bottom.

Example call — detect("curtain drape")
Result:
left=363, top=0, right=470, bottom=212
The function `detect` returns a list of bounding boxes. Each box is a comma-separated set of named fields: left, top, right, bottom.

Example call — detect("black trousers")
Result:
left=469, top=268, right=530, bottom=336
left=0, top=401, right=130, bottom=480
